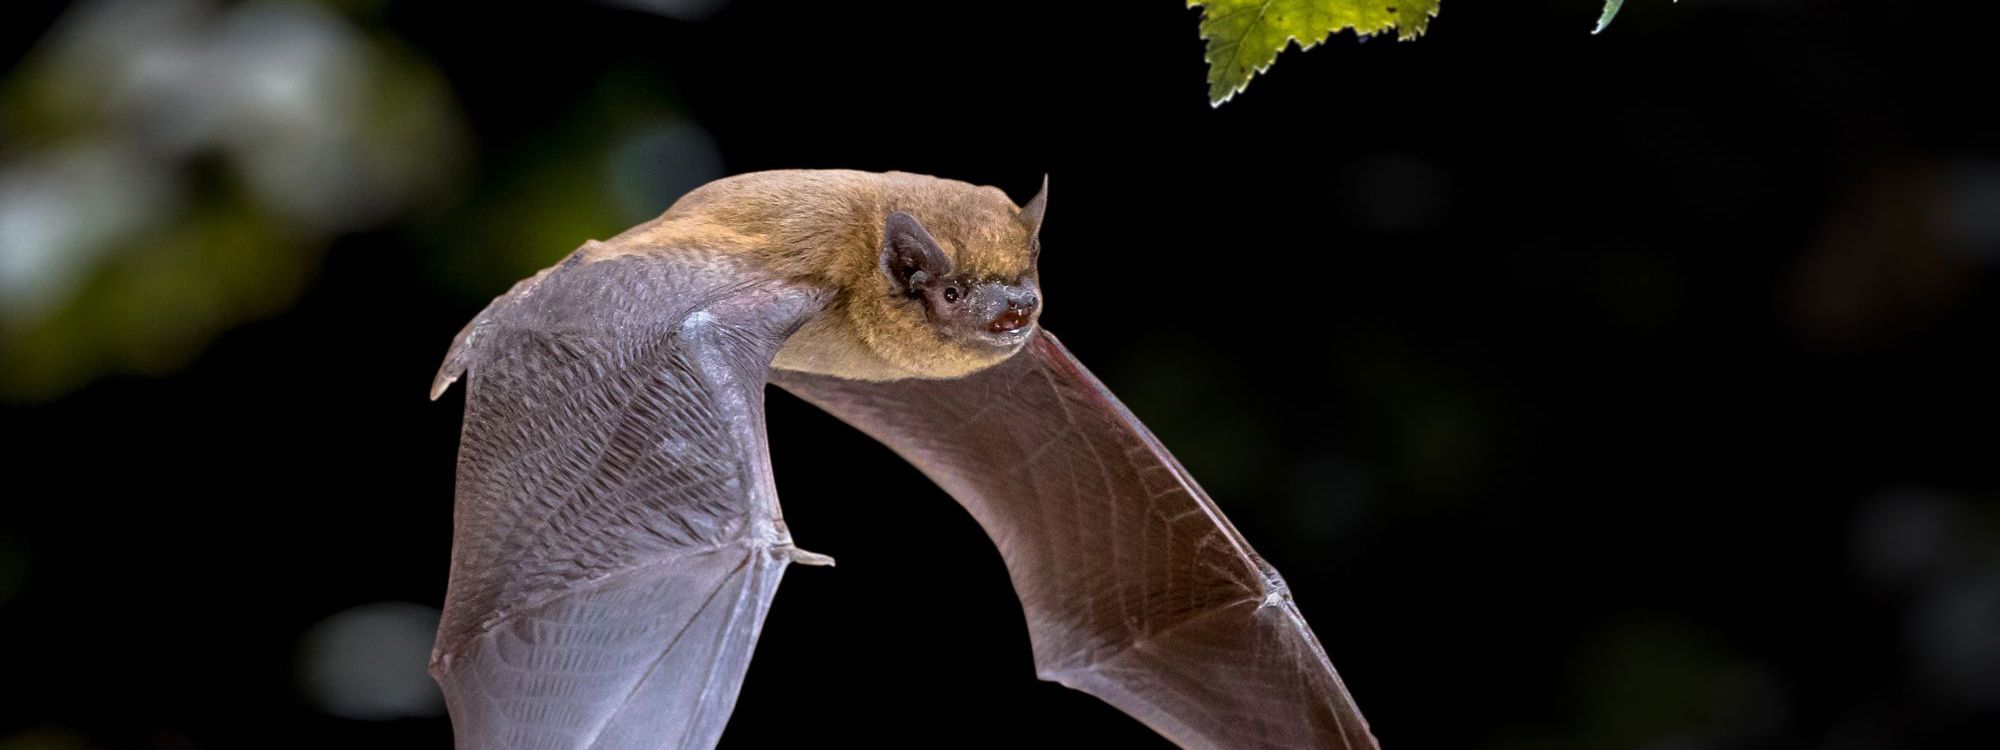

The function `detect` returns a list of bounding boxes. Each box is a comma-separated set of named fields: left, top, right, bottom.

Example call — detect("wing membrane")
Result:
left=772, top=331, right=1378, bottom=750
left=434, top=253, right=823, bottom=750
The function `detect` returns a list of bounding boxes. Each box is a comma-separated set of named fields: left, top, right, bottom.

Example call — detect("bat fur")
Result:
left=585, top=169, right=1038, bottom=381
left=428, top=170, right=1378, bottom=750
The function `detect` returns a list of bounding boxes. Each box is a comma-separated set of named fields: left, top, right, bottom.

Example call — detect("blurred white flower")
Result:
left=0, top=142, right=176, bottom=317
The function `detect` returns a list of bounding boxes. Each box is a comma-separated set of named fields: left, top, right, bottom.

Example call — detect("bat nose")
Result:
left=988, top=291, right=1037, bottom=333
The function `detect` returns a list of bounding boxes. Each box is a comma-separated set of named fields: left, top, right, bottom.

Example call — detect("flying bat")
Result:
left=428, top=170, right=1377, bottom=749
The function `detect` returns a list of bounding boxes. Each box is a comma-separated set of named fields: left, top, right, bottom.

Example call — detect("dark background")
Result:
left=3, top=0, right=1998, bottom=748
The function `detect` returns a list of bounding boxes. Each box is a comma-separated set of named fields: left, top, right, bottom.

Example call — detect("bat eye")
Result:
left=942, top=286, right=961, bottom=303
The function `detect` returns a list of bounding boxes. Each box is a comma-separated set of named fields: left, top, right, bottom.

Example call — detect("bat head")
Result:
left=854, top=176, right=1047, bottom=379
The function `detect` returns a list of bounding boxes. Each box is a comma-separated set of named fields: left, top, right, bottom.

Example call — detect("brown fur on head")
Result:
left=841, top=173, right=1045, bottom=379
left=608, top=170, right=1047, bottom=380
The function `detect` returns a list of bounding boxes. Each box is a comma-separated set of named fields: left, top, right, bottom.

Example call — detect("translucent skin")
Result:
left=431, top=253, right=828, bottom=750
left=776, top=335, right=1377, bottom=750
left=429, top=170, right=1376, bottom=750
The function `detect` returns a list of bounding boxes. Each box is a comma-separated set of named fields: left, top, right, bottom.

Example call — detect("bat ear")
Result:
left=881, top=210, right=952, bottom=295
left=1017, top=174, right=1048, bottom=245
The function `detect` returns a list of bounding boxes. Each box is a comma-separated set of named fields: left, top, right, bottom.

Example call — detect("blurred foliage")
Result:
left=419, top=67, right=720, bottom=300
left=0, top=0, right=466, bottom=401
left=2, top=183, right=311, bottom=395
left=0, top=0, right=733, bottom=402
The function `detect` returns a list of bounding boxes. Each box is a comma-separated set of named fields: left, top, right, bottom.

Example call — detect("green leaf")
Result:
left=1189, top=0, right=1442, bottom=106
left=1594, top=0, right=1626, bottom=34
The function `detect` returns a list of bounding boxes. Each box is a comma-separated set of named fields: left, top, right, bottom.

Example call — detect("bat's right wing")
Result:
left=432, top=251, right=826, bottom=750
left=772, top=330, right=1378, bottom=750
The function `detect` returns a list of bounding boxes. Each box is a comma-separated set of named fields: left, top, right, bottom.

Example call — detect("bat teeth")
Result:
left=989, top=307, right=1031, bottom=333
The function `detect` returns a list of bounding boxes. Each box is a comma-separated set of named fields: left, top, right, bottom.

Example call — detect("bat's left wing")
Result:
left=430, top=250, right=827, bottom=750
left=773, top=330, right=1377, bottom=750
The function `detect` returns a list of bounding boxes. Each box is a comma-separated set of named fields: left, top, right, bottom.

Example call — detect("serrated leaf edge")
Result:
left=1191, top=1, right=1443, bottom=107
left=1594, top=0, right=1626, bottom=34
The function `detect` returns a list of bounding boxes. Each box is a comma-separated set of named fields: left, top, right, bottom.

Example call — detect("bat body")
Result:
left=430, top=170, right=1377, bottom=749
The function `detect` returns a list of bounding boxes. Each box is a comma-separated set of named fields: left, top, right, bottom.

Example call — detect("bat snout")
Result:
left=988, top=291, right=1037, bottom=333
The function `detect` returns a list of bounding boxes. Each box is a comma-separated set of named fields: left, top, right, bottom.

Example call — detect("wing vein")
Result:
left=577, top=549, right=755, bottom=750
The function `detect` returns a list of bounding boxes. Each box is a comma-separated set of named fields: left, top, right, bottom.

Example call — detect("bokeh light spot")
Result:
left=299, top=601, right=445, bottom=721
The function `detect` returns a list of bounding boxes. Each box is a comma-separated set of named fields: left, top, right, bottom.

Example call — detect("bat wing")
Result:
left=772, top=331, right=1378, bottom=750
left=431, top=251, right=827, bottom=750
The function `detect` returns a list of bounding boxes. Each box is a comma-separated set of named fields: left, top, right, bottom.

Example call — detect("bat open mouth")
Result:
left=989, top=306, right=1032, bottom=334
left=972, top=321, right=1033, bottom=349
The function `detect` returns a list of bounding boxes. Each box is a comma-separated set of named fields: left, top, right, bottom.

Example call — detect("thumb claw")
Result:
left=782, top=546, right=835, bottom=567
